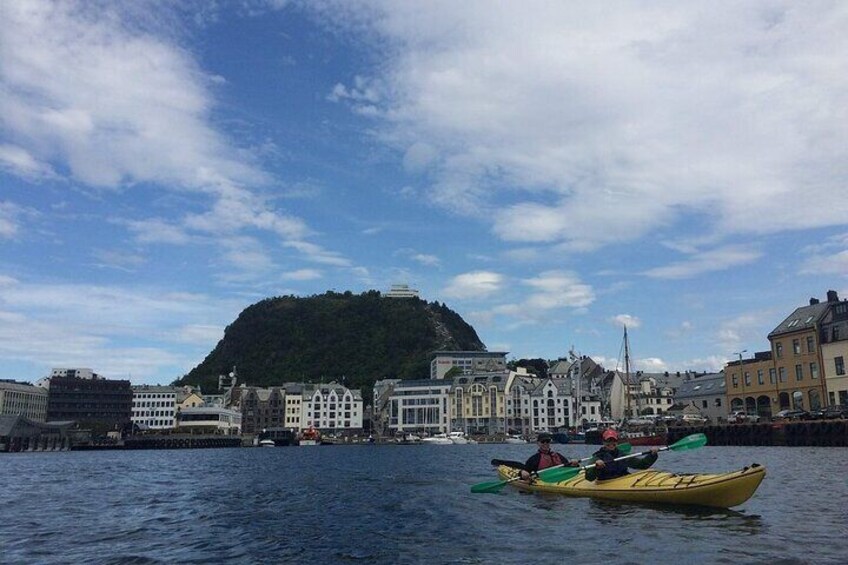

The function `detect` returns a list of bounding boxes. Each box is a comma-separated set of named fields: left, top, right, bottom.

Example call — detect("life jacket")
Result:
left=537, top=450, right=565, bottom=470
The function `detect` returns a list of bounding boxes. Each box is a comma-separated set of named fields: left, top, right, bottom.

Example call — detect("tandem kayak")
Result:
left=496, top=463, right=766, bottom=508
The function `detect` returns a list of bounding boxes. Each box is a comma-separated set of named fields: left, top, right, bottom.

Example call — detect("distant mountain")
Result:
left=178, top=290, right=486, bottom=393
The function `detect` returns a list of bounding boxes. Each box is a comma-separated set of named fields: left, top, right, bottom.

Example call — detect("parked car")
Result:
left=772, top=409, right=811, bottom=421
left=679, top=414, right=708, bottom=424
left=728, top=411, right=760, bottom=423
left=810, top=405, right=848, bottom=420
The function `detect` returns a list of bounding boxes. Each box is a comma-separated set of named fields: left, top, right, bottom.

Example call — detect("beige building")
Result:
left=727, top=291, right=843, bottom=417
left=0, top=381, right=48, bottom=422
left=820, top=295, right=848, bottom=406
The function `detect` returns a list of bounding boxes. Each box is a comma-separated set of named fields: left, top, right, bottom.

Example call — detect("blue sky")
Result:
left=1, top=1, right=847, bottom=385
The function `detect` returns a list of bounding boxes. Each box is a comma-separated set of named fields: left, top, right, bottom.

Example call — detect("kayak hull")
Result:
left=496, top=463, right=766, bottom=508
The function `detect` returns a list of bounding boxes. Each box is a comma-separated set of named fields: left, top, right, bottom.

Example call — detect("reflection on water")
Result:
left=0, top=445, right=846, bottom=564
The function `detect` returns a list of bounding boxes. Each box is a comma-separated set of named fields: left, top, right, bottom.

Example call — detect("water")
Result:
left=2, top=444, right=847, bottom=564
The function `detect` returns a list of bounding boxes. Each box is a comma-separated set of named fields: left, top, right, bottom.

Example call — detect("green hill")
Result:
left=178, top=290, right=486, bottom=393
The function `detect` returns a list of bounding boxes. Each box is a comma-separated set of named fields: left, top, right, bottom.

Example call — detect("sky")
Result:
left=1, top=0, right=847, bottom=386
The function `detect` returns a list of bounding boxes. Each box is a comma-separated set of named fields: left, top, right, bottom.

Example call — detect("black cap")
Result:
left=536, top=432, right=552, bottom=442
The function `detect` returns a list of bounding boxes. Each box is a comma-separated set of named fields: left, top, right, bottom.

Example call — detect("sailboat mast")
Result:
left=624, top=326, right=631, bottom=419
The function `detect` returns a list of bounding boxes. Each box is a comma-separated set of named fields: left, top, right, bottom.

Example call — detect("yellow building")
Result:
left=450, top=372, right=509, bottom=435
left=727, top=292, right=836, bottom=417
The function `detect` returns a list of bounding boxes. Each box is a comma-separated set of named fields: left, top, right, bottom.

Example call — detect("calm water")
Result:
left=2, top=444, right=847, bottom=564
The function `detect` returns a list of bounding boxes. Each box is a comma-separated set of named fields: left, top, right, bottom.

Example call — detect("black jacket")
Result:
left=584, top=447, right=658, bottom=481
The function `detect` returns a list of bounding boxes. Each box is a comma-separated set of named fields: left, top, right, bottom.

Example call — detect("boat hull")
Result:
left=496, top=464, right=766, bottom=508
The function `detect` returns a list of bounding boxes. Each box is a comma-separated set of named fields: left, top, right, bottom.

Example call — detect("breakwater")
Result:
left=668, top=420, right=848, bottom=447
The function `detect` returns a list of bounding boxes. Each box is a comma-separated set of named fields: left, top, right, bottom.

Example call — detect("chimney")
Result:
left=810, top=298, right=820, bottom=305
left=827, top=290, right=839, bottom=302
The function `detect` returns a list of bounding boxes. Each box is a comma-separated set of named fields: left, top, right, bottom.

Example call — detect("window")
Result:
left=731, top=375, right=738, bottom=388
left=702, top=400, right=708, bottom=408
left=810, top=362, right=819, bottom=379
left=793, top=339, right=801, bottom=354
left=807, top=336, right=815, bottom=353
left=834, top=326, right=841, bottom=341
left=836, top=356, right=846, bottom=376
left=779, top=367, right=787, bottom=383
left=744, top=372, right=751, bottom=386
left=776, top=342, right=783, bottom=358
left=769, top=368, right=776, bottom=384
left=715, top=398, right=722, bottom=407
left=757, top=370, right=764, bottom=385
left=795, top=364, right=803, bottom=381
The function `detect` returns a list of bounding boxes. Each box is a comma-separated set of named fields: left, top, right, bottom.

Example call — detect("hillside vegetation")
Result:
left=178, top=290, right=486, bottom=393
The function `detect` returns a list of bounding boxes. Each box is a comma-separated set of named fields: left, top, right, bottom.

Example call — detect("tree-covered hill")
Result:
left=177, top=290, right=486, bottom=393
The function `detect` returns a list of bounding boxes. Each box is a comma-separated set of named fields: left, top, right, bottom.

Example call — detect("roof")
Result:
left=768, top=302, right=830, bottom=338
left=675, top=373, right=727, bottom=399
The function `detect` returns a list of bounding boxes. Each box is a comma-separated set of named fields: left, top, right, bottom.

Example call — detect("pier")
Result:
left=667, top=421, right=848, bottom=447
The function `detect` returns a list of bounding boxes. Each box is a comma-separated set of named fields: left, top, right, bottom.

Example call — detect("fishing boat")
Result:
left=298, top=426, right=321, bottom=446
left=494, top=464, right=766, bottom=508
left=616, top=327, right=666, bottom=446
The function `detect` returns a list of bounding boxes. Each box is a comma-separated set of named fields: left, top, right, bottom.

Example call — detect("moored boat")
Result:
left=448, top=431, right=469, bottom=444
left=298, top=426, right=321, bottom=446
left=259, top=439, right=276, bottom=447
left=504, top=435, right=527, bottom=444
left=495, top=463, right=766, bottom=508
left=422, top=433, right=453, bottom=445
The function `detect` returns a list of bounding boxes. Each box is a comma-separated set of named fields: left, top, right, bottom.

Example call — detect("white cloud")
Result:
left=0, top=144, right=56, bottom=180
left=522, top=271, right=594, bottom=310
left=800, top=232, right=848, bottom=276
left=412, top=253, right=440, bottom=267
left=443, top=271, right=503, bottom=299
left=321, top=2, right=848, bottom=249
left=121, top=218, right=192, bottom=245
left=610, top=314, right=642, bottom=329
left=0, top=202, right=22, bottom=239
left=642, top=245, right=762, bottom=279
left=282, top=269, right=323, bottom=281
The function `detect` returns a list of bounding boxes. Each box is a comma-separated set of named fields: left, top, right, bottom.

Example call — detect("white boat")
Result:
left=448, top=431, right=469, bottom=445
left=422, top=433, right=453, bottom=445
left=259, top=439, right=276, bottom=448
left=505, top=435, right=527, bottom=444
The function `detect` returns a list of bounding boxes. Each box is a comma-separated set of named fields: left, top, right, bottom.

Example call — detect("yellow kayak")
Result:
left=496, top=463, right=766, bottom=508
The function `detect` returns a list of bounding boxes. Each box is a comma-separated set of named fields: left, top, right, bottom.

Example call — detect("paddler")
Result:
left=519, top=432, right=579, bottom=481
left=585, top=429, right=658, bottom=481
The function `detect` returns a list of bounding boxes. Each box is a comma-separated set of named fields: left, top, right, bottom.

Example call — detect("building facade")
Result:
left=386, top=379, right=451, bottom=434
left=673, top=372, right=727, bottom=423
left=177, top=407, right=241, bottom=435
left=0, top=381, right=48, bottom=422
left=820, top=295, right=848, bottom=406
left=46, top=375, right=132, bottom=433
left=430, top=351, right=508, bottom=379
left=131, top=385, right=178, bottom=430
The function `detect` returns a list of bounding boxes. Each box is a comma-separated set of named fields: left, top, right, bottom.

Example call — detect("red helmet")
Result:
left=602, top=428, right=619, bottom=441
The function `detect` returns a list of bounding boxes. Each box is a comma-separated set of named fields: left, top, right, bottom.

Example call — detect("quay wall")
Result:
left=667, top=421, right=848, bottom=447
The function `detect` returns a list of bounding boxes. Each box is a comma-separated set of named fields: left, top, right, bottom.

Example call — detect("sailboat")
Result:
left=619, top=326, right=667, bottom=446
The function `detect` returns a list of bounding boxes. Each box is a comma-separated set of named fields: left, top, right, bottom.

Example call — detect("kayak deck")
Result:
left=496, top=463, right=766, bottom=508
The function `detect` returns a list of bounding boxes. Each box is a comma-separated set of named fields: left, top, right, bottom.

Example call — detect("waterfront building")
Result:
left=450, top=371, right=509, bottom=435
left=46, top=373, right=132, bottom=434
left=384, top=284, right=420, bottom=299
left=0, top=380, right=48, bottom=422
left=386, top=379, right=451, bottom=435
left=372, top=379, right=401, bottom=437
left=0, top=415, right=74, bottom=452
left=234, top=386, right=287, bottom=435
left=304, top=382, right=363, bottom=433
left=819, top=294, right=848, bottom=406
left=727, top=291, right=838, bottom=416
left=430, top=351, right=508, bottom=379
left=176, top=407, right=241, bottom=435
left=49, top=368, right=99, bottom=380
left=606, top=371, right=676, bottom=420
left=131, top=385, right=178, bottom=430
left=673, top=372, right=727, bottom=423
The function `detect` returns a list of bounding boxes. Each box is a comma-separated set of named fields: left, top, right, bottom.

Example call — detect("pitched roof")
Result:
left=768, top=302, right=830, bottom=339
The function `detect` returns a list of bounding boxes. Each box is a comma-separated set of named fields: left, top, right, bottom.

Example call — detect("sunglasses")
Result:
left=539, top=438, right=551, bottom=443
left=604, top=438, right=618, bottom=443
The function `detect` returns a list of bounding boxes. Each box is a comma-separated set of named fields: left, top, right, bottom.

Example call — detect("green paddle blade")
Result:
left=668, top=433, right=708, bottom=451
left=536, top=466, right=581, bottom=483
left=470, top=481, right=505, bottom=493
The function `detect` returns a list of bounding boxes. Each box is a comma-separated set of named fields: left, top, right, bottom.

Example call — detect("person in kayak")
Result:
left=585, top=428, right=658, bottom=481
left=519, top=432, right=579, bottom=481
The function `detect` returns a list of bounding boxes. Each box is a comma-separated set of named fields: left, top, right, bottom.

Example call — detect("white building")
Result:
left=177, top=407, right=241, bottom=435
left=384, top=284, right=420, bottom=299
left=0, top=380, right=48, bottom=422
left=50, top=368, right=99, bottom=380
left=304, top=383, right=363, bottom=432
left=430, top=351, right=508, bottom=379
left=386, top=379, right=451, bottom=434
left=131, top=385, right=178, bottom=430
